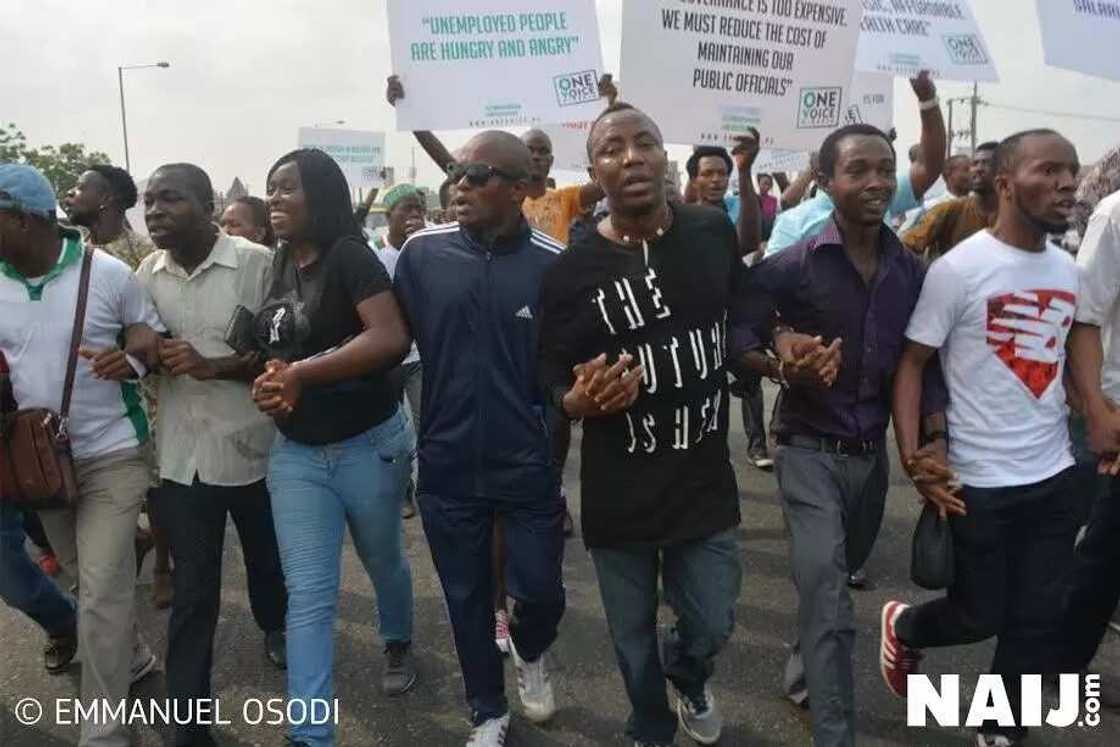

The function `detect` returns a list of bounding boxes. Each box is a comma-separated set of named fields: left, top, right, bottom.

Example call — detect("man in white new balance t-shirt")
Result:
left=880, top=130, right=1082, bottom=747
left=0, top=164, right=164, bottom=747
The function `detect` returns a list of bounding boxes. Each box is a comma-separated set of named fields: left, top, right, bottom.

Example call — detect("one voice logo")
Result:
left=907, top=674, right=1102, bottom=729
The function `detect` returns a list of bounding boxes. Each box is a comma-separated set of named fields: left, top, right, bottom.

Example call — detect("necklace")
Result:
left=615, top=208, right=673, bottom=268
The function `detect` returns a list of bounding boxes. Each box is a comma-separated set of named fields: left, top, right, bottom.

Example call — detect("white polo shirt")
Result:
left=0, top=231, right=164, bottom=460
left=136, top=233, right=276, bottom=487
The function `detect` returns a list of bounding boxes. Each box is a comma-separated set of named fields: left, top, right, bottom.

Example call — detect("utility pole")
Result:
left=969, top=82, right=979, bottom=154
left=946, top=99, right=954, bottom=158
left=945, top=83, right=984, bottom=154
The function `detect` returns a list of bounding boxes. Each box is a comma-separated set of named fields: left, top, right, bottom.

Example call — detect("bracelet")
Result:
left=922, top=429, right=948, bottom=444
left=918, top=96, right=940, bottom=112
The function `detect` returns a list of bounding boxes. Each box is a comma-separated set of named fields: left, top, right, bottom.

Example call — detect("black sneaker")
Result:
left=44, top=627, right=78, bottom=674
left=382, top=641, right=417, bottom=695
left=847, top=568, right=869, bottom=589
left=265, top=629, right=287, bottom=670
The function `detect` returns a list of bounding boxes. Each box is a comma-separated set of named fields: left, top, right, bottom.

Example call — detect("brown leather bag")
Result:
left=0, top=247, right=93, bottom=510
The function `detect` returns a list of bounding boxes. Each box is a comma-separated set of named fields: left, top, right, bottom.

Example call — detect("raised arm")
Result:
left=907, top=71, right=947, bottom=201
left=386, top=75, right=457, bottom=173
left=781, top=155, right=817, bottom=210
left=731, top=130, right=762, bottom=259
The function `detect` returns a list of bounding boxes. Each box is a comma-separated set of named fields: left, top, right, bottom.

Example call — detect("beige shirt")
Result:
left=136, top=234, right=275, bottom=486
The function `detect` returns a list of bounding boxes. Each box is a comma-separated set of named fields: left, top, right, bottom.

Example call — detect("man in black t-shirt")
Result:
left=538, top=104, right=750, bottom=747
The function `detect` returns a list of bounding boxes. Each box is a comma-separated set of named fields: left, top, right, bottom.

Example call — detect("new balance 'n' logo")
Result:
left=515, top=306, right=533, bottom=320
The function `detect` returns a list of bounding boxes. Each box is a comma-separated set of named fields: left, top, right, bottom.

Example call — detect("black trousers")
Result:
left=897, top=467, right=1079, bottom=738
left=152, top=478, right=287, bottom=745
left=1060, top=474, right=1120, bottom=672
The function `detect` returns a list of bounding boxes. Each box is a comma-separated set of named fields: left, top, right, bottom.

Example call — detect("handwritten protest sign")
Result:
left=1036, top=0, right=1120, bottom=81
left=387, top=0, right=605, bottom=131
left=297, top=128, right=386, bottom=189
left=619, top=0, right=864, bottom=152
left=854, top=0, right=998, bottom=81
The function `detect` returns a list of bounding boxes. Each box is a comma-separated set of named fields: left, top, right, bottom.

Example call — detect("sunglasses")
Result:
left=447, top=162, right=523, bottom=187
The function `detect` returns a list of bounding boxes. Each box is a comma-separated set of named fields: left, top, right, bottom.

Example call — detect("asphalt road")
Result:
left=3, top=383, right=1119, bottom=746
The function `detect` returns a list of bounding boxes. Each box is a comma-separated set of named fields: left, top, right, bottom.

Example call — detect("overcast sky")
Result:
left=3, top=0, right=1118, bottom=197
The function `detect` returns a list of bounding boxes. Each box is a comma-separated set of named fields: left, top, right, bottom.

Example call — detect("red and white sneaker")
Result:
left=880, top=600, right=923, bottom=698
left=494, top=609, right=511, bottom=656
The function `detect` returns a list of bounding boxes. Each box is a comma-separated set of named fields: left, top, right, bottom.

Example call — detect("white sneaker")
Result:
left=130, top=639, right=157, bottom=685
left=466, top=713, right=510, bottom=746
left=677, top=684, right=722, bottom=745
left=510, top=639, right=556, bottom=723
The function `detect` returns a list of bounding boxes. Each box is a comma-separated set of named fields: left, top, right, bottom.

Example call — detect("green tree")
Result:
left=1, top=123, right=111, bottom=196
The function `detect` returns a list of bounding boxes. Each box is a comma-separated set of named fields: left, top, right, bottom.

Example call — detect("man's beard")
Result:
left=1015, top=192, right=1069, bottom=235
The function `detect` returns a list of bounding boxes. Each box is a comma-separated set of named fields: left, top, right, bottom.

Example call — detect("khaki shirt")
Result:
left=901, top=194, right=994, bottom=263
left=135, top=234, right=275, bottom=486
left=92, top=228, right=156, bottom=271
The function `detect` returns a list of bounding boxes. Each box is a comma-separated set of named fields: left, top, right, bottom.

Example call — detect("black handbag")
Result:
left=910, top=502, right=954, bottom=590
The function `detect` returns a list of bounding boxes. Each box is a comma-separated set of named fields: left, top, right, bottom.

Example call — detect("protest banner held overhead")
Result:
left=297, top=128, right=386, bottom=191
left=854, top=0, right=998, bottom=82
left=386, top=0, right=605, bottom=131
left=843, top=70, right=894, bottom=132
left=1036, top=0, right=1120, bottom=82
left=751, top=70, right=891, bottom=175
left=618, top=0, right=865, bottom=152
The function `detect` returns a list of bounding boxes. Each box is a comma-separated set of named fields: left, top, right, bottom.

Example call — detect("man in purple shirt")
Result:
left=731, top=123, right=946, bottom=747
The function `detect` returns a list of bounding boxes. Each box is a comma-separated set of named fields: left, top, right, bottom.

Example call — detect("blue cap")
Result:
left=0, top=164, right=58, bottom=219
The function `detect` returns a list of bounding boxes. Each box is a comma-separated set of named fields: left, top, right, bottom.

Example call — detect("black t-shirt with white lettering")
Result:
left=539, top=204, right=743, bottom=548
left=256, top=235, right=397, bottom=445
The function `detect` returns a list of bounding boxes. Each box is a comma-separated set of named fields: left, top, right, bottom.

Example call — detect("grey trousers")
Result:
left=38, top=447, right=149, bottom=747
left=774, top=443, right=888, bottom=747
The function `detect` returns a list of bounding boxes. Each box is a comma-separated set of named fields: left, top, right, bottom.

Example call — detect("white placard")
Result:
left=387, top=0, right=605, bottom=131
left=618, top=0, right=865, bottom=152
left=855, top=0, right=998, bottom=82
left=744, top=71, right=891, bottom=175
left=297, top=129, right=386, bottom=190
left=1036, top=0, right=1120, bottom=82
left=842, top=71, right=894, bottom=132
left=754, top=149, right=812, bottom=174
left=539, top=121, right=592, bottom=171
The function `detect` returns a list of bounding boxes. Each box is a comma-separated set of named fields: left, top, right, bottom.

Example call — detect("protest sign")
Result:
left=387, top=0, right=605, bottom=131
left=1036, top=0, right=1120, bottom=82
left=843, top=71, right=894, bottom=131
left=618, top=0, right=865, bottom=152
left=854, top=0, right=998, bottom=82
left=745, top=72, right=890, bottom=175
left=297, top=128, right=386, bottom=189
left=539, top=121, right=592, bottom=171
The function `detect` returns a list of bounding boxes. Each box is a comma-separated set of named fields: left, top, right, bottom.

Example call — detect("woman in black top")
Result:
left=251, top=149, right=417, bottom=746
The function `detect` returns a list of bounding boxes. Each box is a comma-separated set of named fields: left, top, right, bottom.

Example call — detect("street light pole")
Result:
left=117, top=67, right=130, bottom=172
left=117, top=62, right=170, bottom=174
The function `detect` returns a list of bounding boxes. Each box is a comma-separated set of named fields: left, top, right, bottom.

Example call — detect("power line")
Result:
left=982, top=102, right=1120, bottom=124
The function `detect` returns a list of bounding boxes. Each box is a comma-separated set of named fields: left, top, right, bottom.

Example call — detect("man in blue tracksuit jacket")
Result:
left=394, top=131, right=565, bottom=747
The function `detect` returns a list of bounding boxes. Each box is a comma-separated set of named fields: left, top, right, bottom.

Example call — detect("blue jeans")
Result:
left=0, top=503, right=76, bottom=636
left=268, top=408, right=414, bottom=747
left=590, top=528, right=742, bottom=743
